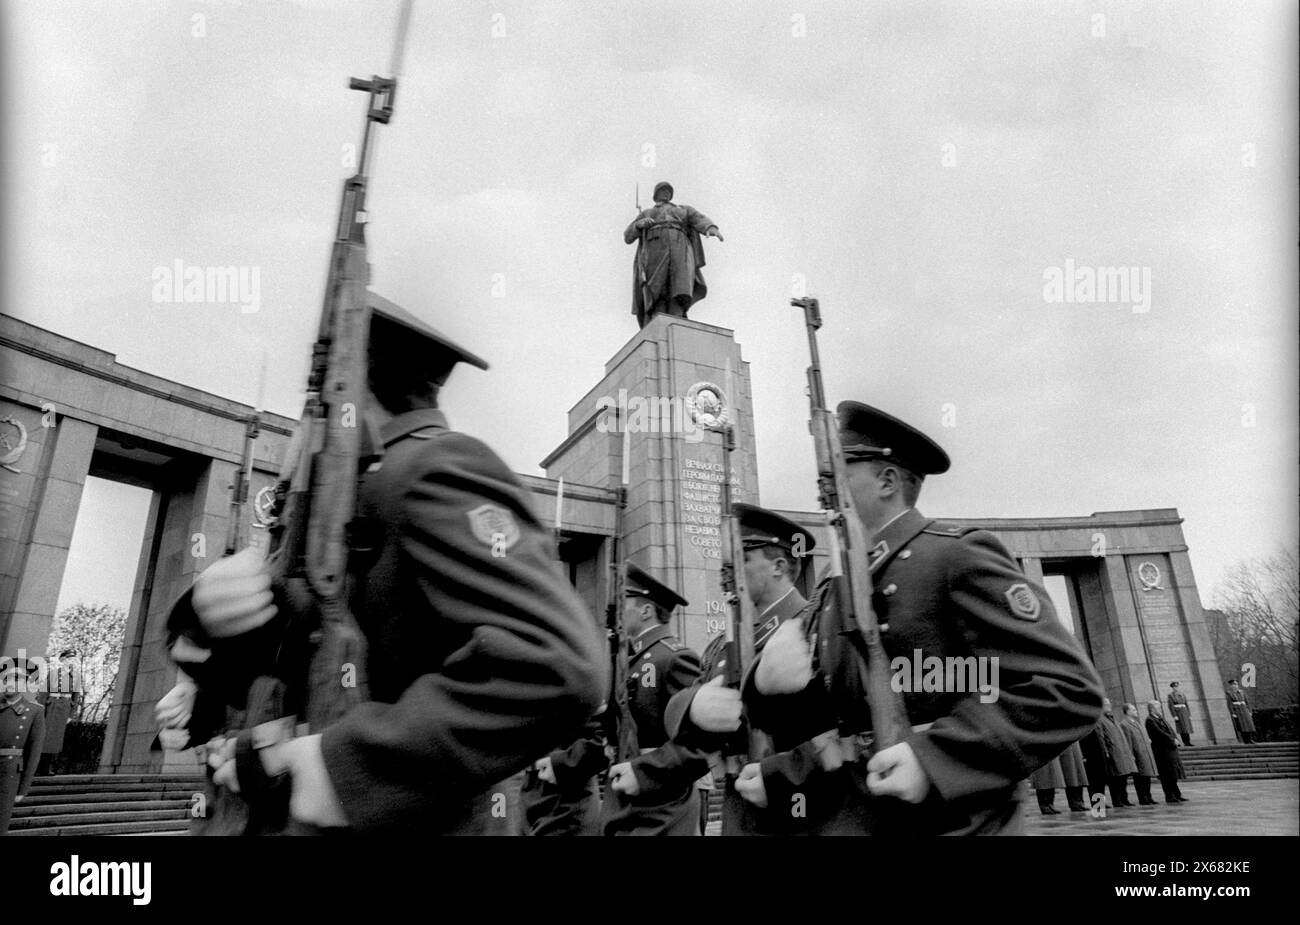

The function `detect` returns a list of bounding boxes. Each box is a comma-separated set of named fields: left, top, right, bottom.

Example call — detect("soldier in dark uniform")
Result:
left=735, top=403, right=1104, bottom=835
left=1225, top=680, right=1256, bottom=743
left=666, top=503, right=834, bottom=835
left=35, top=649, right=79, bottom=775
left=165, top=296, right=608, bottom=834
left=518, top=718, right=607, bottom=836
left=1167, top=681, right=1194, bottom=746
left=1, top=656, right=45, bottom=835
left=601, top=563, right=711, bottom=836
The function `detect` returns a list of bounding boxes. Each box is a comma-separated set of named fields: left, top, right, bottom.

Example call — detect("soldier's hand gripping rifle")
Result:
left=220, top=1, right=414, bottom=832
left=713, top=406, right=768, bottom=768
left=791, top=296, right=910, bottom=753
left=604, top=421, right=639, bottom=762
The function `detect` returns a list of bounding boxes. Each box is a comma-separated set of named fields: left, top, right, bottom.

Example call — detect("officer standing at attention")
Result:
left=1, top=656, right=45, bottom=836
left=165, top=296, right=608, bottom=834
left=729, top=402, right=1104, bottom=835
left=602, top=563, right=711, bottom=836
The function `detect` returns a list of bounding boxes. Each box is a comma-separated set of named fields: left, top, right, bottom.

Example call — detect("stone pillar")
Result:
left=104, top=458, right=236, bottom=772
left=1094, top=555, right=1149, bottom=707
left=1167, top=550, right=1235, bottom=742
left=1, top=414, right=97, bottom=654
left=543, top=315, right=758, bottom=654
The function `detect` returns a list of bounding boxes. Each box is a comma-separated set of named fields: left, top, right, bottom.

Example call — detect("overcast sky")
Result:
left=6, top=0, right=1297, bottom=604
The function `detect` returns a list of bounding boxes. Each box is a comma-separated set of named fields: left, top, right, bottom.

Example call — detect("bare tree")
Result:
left=46, top=602, right=128, bottom=724
left=1210, top=546, right=1300, bottom=710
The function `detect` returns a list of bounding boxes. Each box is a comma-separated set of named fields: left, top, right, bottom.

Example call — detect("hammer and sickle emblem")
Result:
left=0, top=417, right=28, bottom=473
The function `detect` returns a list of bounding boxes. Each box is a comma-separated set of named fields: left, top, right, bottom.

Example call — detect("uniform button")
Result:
left=899, top=550, right=912, bottom=560
left=880, top=622, right=890, bottom=632
left=882, top=584, right=898, bottom=596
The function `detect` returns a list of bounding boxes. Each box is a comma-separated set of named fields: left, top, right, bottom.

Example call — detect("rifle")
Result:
left=634, top=184, right=652, bottom=316
left=223, top=1, right=414, bottom=831
left=224, top=356, right=265, bottom=556
left=791, top=296, right=910, bottom=752
left=711, top=361, right=766, bottom=767
left=605, top=420, right=638, bottom=761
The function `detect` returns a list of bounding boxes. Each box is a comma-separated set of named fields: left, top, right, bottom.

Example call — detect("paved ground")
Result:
left=1027, top=779, right=1298, bottom=836
left=704, top=779, right=1299, bottom=836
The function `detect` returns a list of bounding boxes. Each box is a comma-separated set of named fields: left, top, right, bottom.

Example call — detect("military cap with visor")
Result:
left=625, top=561, right=689, bottom=612
left=734, top=503, right=816, bottom=555
left=836, top=401, right=950, bottom=476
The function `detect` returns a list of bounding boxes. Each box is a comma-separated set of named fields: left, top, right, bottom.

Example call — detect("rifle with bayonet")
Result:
left=791, top=296, right=910, bottom=752
left=712, top=401, right=769, bottom=768
left=604, top=420, right=639, bottom=762
left=224, top=361, right=265, bottom=556
left=214, top=1, right=414, bottom=834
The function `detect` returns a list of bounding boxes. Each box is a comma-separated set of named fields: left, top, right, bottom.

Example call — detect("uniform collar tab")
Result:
left=381, top=408, right=449, bottom=446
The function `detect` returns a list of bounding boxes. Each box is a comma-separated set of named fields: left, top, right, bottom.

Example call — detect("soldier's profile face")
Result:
left=0, top=667, right=21, bottom=695
left=622, top=595, right=648, bottom=632
left=742, top=548, right=770, bottom=602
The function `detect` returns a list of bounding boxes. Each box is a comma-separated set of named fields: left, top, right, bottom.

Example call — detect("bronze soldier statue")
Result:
left=625, top=181, right=724, bottom=328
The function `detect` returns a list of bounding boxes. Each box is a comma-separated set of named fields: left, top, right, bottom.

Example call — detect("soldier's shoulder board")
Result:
left=921, top=521, right=977, bottom=538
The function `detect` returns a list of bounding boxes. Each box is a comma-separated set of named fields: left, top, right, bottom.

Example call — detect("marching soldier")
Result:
left=164, top=298, right=608, bottom=834
left=667, top=503, right=838, bottom=835
left=601, top=563, right=711, bottom=835
left=1, top=656, right=45, bottom=836
left=518, top=718, right=607, bottom=836
left=701, top=402, right=1104, bottom=834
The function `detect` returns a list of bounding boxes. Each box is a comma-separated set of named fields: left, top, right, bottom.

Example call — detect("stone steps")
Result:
left=1180, top=741, right=1297, bottom=780
left=8, top=773, right=201, bottom=837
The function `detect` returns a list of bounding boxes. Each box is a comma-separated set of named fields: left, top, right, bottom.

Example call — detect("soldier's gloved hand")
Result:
left=158, top=728, right=191, bottom=751
left=866, top=742, right=931, bottom=804
left=811, top=729, right=844, bottom=772
left=754, top=619, right=813, bottom=695
left=707, top=226, right=725, bottom=242
left=155, top=680, right=197, bottom=730
left=169, top=635, right=211, bottom=665
left=535, top=756, right=556, bottom=785
left=689, top=675, right=742, bottom=732
left=192, top=546, right=278, bottom=639
left=635, top=217, right=652, bottom=230
left=275, top=734, right=348, bottom=828
left=735, top=763, right=768, bottom=808
left=209, top=737, right=239, bottom=792
left=609, top=761, right=640, bottom=797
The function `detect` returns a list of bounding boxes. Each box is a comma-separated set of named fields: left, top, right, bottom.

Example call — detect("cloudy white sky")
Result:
left=6, top=0, right=1297, bottom=607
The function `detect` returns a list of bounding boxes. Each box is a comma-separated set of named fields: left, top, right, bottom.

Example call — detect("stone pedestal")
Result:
left=543, top=315, right=759, bottom=653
